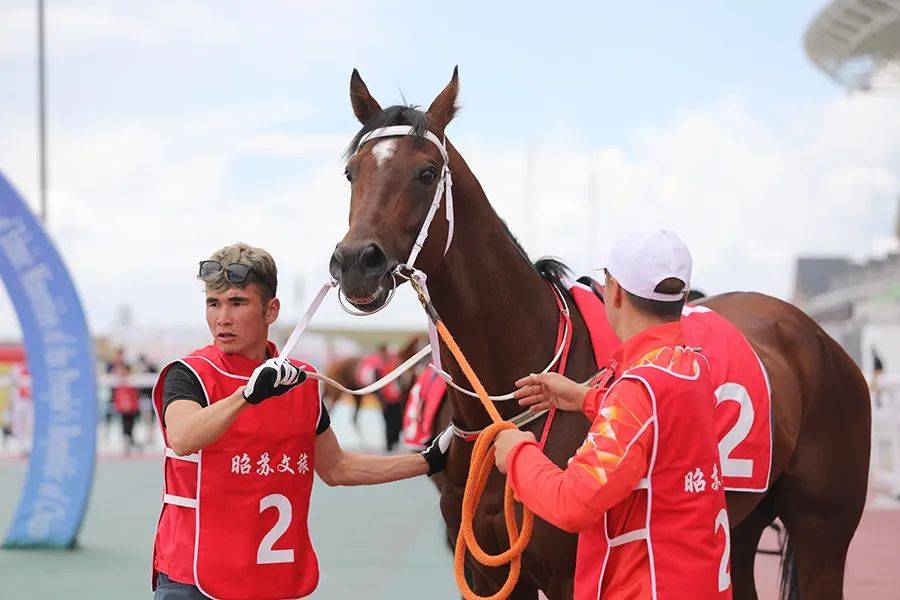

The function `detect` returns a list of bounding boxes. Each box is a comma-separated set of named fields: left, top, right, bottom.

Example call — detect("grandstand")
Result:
left=804, top=0, right=900, bottom=92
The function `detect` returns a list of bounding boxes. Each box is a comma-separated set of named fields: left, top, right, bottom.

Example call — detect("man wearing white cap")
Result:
left=495, top=230, right=731, bottom=599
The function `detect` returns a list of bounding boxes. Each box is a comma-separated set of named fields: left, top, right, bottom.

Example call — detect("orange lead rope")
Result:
left=432, top=319, right=534, bottom=600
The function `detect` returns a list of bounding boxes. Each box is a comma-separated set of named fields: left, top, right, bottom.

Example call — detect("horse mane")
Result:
left=534, top=256, right=572, bottom=284
left=344, top=105, right=428, bottom=159
left=497, top=218, right=572, bottom=285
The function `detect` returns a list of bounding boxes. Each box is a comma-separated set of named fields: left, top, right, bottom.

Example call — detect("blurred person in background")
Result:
left=112, top=363, right=141, bottom=455
left=152, top=242, right=452, bottom=600
left=137, top=354, right=159, bottom=445
left=1, top=400, right=11, bottom=450
left=9, top=361, right=32, bottom=456
left=357, top=344, right=404, bottom=451
left=871, top=347, right=885, bottom=408
left=375, top=344, right=405, bottom=452
left=105, top=347, right=127, bottom=434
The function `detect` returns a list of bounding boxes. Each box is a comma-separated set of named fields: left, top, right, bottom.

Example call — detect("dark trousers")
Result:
left=121, top=412, right=138, bottom=443
left=154, top=573, right=209, bottom=599
left=382, top=401, right=403, bottom=451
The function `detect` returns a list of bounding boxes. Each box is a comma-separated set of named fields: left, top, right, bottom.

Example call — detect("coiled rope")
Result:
left=415, top=289, right=533, bottom=600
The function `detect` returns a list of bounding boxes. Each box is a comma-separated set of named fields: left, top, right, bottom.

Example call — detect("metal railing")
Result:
left=0, top=371, right=160, bottom=390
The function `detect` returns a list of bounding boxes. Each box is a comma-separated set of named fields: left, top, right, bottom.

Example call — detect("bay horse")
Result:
left=329, top=68, right=870, bottom=599
left=320, top=335, right=424, bottom=434
left=320, top=356, right=359, bottom=410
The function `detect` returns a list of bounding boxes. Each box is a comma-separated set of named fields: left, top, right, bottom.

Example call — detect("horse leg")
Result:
left=507, top=579, right=539, bottom=599
left=775, top=491, right=859, bottom=600
left=772, top=423, right=867, bottom=597
left=728, top=495, right=776, bottom=600
left=778, top=341, right=869, bottom=599
left=464, top=560, right=539, bottom=600
left=352, top=394, right=362, bottom=428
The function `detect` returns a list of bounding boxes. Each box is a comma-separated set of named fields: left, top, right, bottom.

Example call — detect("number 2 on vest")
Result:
left=257, top=494, right=295, bottom=564
left=715, top=508, right=732, bottom=592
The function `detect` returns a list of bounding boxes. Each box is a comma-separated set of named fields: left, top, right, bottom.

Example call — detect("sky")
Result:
left=1, top=0, right=899, bottom=342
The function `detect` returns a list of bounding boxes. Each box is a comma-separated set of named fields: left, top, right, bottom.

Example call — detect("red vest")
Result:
left=576, top=360, right=732, bottom=600
left=113, top=385, right=140, bottom=414
left=402, top=366, right=448, bottom=449
left=151, top=343, right=320, bottom=599
left=357, top=352, right=403, bottom=403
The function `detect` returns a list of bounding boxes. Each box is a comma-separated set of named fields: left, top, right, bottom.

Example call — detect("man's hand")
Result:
left=494, top=429, right=536, bottom=474
left=513, top=372, right=589, bottom=413
left=421, top=426, right=454, bottom=475
left=243, top=358, right=306, bottom=405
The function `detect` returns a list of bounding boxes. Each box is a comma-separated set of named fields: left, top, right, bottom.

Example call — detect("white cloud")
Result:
left=0, top=1, right=383, bottom=63
left=1, top=2, right=899, bottom=351
left=3, top=93, right=899, bottom=344
left=463, top=94, right=900, bottom=299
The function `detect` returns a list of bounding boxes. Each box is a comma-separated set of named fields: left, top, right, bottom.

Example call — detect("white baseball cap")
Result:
left=599, top=230, right=692, bottom=302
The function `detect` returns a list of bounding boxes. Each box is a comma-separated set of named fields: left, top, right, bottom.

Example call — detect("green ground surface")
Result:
left=0, top=457, right=457, bottom=599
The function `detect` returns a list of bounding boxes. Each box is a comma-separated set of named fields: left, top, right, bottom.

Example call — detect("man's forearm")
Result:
left=167, top=389, right=248, bottom=455
left=323, top=452, right=428, bottom=486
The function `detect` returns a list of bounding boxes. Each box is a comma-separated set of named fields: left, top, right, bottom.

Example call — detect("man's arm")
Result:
left=314, top=428, right=428, bottom=486
left=503, top=379, right=654, bottom=533
left=165, top=390, right=248, bottom=456
left=165, top=359, right=305, bottom=456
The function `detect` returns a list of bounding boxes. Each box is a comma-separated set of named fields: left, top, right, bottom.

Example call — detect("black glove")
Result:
left=243, top=358, right=307, bottom=405
left=421, top=426, right=454, bottom=475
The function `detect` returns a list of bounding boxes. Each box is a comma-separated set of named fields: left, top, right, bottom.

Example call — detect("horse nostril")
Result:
left=329, top=246, right=345, bottom=280
left=359, top=242, right=388, bottom=272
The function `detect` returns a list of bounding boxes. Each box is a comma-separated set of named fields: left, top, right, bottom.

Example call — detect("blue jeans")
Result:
left=154, top=573, right=210, bottom=599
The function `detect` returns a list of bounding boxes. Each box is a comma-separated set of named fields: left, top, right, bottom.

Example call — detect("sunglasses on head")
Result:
left=198, top=260, right=266, bottom=287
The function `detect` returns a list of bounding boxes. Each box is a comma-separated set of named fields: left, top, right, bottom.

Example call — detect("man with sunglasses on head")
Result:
left=151, top=243, right=452, bottom=600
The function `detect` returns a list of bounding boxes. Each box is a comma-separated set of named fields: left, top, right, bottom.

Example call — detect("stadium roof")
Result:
left=804, top=0, right=900, bottom=91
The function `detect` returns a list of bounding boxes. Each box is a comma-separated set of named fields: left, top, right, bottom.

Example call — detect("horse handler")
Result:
left=151, top=243, right=452, bottom=600
left=495, top=230, right=732, bottom=599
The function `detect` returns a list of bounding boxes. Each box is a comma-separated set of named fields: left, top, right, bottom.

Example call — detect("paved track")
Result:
left=1, top=403, right=897, bottom=599
left=0, top=456, right=456, bottom=599
left=0, top=404, right=456, bottom=599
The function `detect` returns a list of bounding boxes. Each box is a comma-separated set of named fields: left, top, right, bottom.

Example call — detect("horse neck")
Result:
left=427, top=148, right=562, bottom=431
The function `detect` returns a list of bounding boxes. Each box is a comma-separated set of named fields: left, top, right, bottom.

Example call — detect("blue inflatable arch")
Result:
left=0, top=172, right=97, bottom=548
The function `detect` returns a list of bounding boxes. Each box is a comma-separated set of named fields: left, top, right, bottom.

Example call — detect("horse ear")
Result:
left=426, top=66, right=459, bottom=134
left=350, top=68, right=382, bottom=125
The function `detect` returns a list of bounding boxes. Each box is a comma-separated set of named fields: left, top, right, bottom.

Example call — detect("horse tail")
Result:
left=534, top=256, right=571, bottom=283
left=779, top=528, right=800, bottom=600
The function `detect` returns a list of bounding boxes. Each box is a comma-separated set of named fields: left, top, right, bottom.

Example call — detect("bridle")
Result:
left=278, top=124, right=571, bottom=407
left=355, top=125, right=455, bottom=271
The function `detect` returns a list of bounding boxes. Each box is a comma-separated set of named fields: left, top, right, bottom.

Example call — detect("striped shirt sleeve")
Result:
left=507, top=380, right=654, bottom=533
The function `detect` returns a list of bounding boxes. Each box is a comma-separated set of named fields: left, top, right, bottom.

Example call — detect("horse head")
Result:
left=329, top=68, right=459, bottom=313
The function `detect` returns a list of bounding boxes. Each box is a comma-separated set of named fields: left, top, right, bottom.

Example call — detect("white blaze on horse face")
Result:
left=372, top=139, right=397, bottom=168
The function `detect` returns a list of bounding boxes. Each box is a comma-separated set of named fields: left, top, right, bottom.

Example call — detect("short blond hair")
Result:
left=201, top=242, right=278, bottom=300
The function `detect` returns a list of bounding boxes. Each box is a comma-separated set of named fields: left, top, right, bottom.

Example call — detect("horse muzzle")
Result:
left=329, top=241, right=396, bottom=312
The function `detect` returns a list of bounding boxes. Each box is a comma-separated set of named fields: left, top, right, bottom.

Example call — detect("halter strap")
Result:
left=277, top=280, right=336, bottom=367
left=275, top=125, right=454, bottom=375
left=305, top=346, right=431, bottom=396
left=450, top=281, right=575, bottom=440
left=452, top=407, right=550, bottom=441
left=432, top=281, right=572, bottom=402
left=357, top=125, right=448, bottom=161
left=355, top=125, right=454, bottom=267
left=275, top=125, right=569, bottom=412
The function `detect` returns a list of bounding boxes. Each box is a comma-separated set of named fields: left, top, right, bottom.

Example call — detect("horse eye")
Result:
left=419, top=167, right=437, bottom=184
left=345, top=168, right=353, bottom=183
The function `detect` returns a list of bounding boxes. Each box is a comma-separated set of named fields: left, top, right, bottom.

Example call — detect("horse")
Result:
left=328, top=68, right=871, bottom=599
left=320, top=356, right=359, bottom=411
left=320, top=335, right=424, bottom=442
